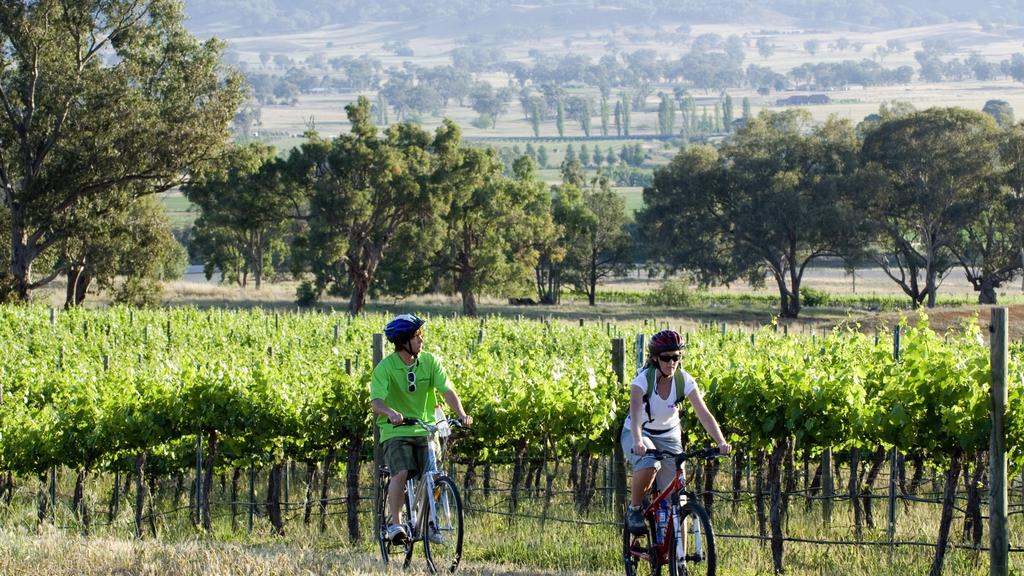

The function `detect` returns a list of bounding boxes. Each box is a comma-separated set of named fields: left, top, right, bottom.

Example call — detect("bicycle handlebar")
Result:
left=633, top=447, right=724, bottom=466
left=396, top=417, right=466, bottom=430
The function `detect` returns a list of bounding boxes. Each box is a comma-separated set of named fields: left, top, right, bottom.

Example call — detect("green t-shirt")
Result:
left=370, top=351, right=451, bottom=443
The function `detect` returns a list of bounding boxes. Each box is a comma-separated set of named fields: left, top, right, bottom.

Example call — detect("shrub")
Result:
left=112, top=277, right=163, bottom=308
left=295, top=280, right=321, bottom=308
left=800, top=287, right=831, bottom=307
left=644, top=279, right=695, bottom=307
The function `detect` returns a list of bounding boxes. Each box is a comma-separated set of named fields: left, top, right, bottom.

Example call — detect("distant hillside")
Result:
left=183, top=0, right=1024, bottom=37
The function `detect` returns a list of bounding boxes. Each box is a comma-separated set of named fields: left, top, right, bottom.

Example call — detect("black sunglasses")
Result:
left=658, top=354, right=681, bottom=363
left=407, top=369, right=416, bottom=392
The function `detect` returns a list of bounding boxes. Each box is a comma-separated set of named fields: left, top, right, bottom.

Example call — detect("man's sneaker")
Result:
left=386, top=523, right=408, bottom=543
left=627, top=505, right=647, bottom=535
left=428, top=522, right=444, bottom=545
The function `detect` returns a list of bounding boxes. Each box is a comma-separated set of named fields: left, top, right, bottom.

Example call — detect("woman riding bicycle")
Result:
left=621, top=329, right=731, bottom=536
left=370, top=314, right=473, bottom=543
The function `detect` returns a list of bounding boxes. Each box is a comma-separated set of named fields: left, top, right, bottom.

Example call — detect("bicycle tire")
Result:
left=668, top=501, right=716, bottom=576
left=378, top=468, right=415, bottom=568
left=422, top=475, right=464, bottom=574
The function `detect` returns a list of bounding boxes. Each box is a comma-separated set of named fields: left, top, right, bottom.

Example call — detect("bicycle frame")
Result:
left=641, top=463, right=691, bottom=564
left=399, top=419, right=458, bottom=542
left=628, top=448, right=717, bottom=567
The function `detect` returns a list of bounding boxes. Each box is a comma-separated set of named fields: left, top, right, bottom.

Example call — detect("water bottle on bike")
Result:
left=655, top=499, right=669, bottom=545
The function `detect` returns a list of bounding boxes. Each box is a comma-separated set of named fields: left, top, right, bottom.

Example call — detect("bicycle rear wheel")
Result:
left=668, top=502, right=716, bottom=576
left=423, top=475, right=464, bottom=574
left=623, top=508, right=660, bottom=576
left=378, top=469, right=414, bottom=568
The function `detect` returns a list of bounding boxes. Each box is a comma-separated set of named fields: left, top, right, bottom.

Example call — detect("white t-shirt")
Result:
left=623, top=367, right=698, bottom=432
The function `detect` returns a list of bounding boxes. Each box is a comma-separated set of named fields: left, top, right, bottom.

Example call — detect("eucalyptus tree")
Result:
left=860, top=108, right=1001, bottom=307
left=947, top=122, right=1024, bottom=303
left=432, top=137, right=554, bottom=316
left=289, top=96, right=439, bottom=314
left=57, top=196, right=186, bottom=308
left=560, top=174, right=634, bottom=306
left=184, top=143, right=301, bottom=290
left=639, top=110, right=863, bottom=318
left=0, top=0, right=244, bottom=302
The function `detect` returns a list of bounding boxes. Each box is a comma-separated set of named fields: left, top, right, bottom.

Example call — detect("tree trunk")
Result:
left=147, top=476, right=158, bottom=538
left=769, top=441, right=786, bottom=573
left=703, top=457, right=719, bottom=520
left=978, top=277, right=998, bottom=304
left=755, top=449, right=767, bottom=540
left=11, top=220, right=36, bottom=303
left=231, top=467, right=241, bottom=532
left=782, top=437, right=795, bottom=524
left=849, top=447, right=862, bottom=540
left=731, top=450, right=744, bottom=514
left=303, top=461, right=318, bottom=526
left=201, top=430, right=218, bottom=531
left=74, top=469, right=91, bottom=532
left=319, top=448, right=337, bottom=533
left=134, top=452, right=148, bottom=539
left=461, top=288, right=478, bottom=317
left=510, top=438, right=528, bottom=515
left=483, top=462, right=492, bottom=498
left=962, top=451, right=985, bottom=548
left=346, top=437, right=362, bottom=543
left=928, top=449, right=963, bottom=576
left=37, top=472, right=49, bottom=526
left=267, top=462, right=285, bottom=535
left=462, top=458, right=476, bottom=506
left=862, top=446, right=886, bottom=529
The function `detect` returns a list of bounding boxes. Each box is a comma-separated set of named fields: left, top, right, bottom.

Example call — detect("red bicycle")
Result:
left=623, top=447, right=721, bottom=576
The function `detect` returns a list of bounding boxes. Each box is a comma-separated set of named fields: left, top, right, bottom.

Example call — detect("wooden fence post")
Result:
left=612, top=338, right=627, bottom=518
left=990, top=308, right=1009, bottom=576
left=371, top=334, right=385, bottom=539
left=888, top=326, right=901, bottom=545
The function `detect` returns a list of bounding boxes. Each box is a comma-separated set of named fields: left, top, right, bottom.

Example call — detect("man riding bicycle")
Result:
left=371, top=314, right=473, bottom=543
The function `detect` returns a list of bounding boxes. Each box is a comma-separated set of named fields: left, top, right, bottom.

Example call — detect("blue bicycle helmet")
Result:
left=384, top=314, right=426, bottom=343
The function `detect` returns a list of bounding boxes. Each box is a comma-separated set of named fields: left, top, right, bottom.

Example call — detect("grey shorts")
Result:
left=620, top=425, right=683, bottom=490
left=383, top=436, right=429, bottom=479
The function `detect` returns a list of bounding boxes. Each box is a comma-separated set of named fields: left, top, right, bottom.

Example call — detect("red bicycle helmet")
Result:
left=648, top=330, right=684, bottom=354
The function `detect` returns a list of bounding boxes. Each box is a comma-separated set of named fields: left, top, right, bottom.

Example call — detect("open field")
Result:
left=206, top=20, right=1024, bottom=150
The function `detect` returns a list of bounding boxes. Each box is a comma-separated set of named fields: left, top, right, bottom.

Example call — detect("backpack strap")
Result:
left=642, top=368, right=687, bottom=423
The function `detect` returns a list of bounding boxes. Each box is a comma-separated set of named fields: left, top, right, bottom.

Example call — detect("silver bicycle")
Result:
left=377, top=417, right=465, bottom=574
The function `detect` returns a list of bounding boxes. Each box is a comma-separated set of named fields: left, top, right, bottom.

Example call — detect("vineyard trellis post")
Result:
left=371, top=333, right=385, bottom=539
left=611, top=338, right=627, bottom=518
left=990, top=307, right=1009, bottom=576
left=634, top=334, right=645, bottom=373
left=888, top=326, right=901, bottom=546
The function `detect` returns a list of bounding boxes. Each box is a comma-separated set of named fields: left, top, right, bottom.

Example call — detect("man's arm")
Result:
left=371, top=398, right=404, bottom=425
left=441, top=389, right=472, bottom=427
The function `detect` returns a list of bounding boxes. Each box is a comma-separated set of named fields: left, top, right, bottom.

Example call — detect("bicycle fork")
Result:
left=674, top=504, right=706, bottom=563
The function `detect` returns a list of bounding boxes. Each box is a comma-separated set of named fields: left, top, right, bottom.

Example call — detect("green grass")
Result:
left=157, top=191, right=197, bottom=228
left=1, top=461, right=1020, bottom=575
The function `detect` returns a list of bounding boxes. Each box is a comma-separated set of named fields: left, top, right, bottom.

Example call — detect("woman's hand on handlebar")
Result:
left=387, top=411, right=404, bottom=425
left=717, top=442, right=732, bottom=456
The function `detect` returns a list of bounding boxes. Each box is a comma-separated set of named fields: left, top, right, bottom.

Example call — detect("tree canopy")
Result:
left=0, top=0, right=244, bottom=302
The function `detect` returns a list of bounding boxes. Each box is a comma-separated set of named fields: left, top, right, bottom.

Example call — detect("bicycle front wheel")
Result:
left=668, top=502, right=716, bottom=576
left=422, top=475, right=464, bottom=574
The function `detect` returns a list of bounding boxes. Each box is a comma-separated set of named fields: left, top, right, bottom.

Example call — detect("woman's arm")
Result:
left=686, top=388, right=731, bottom=454
left=629, top=385, right=647, bottom=455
